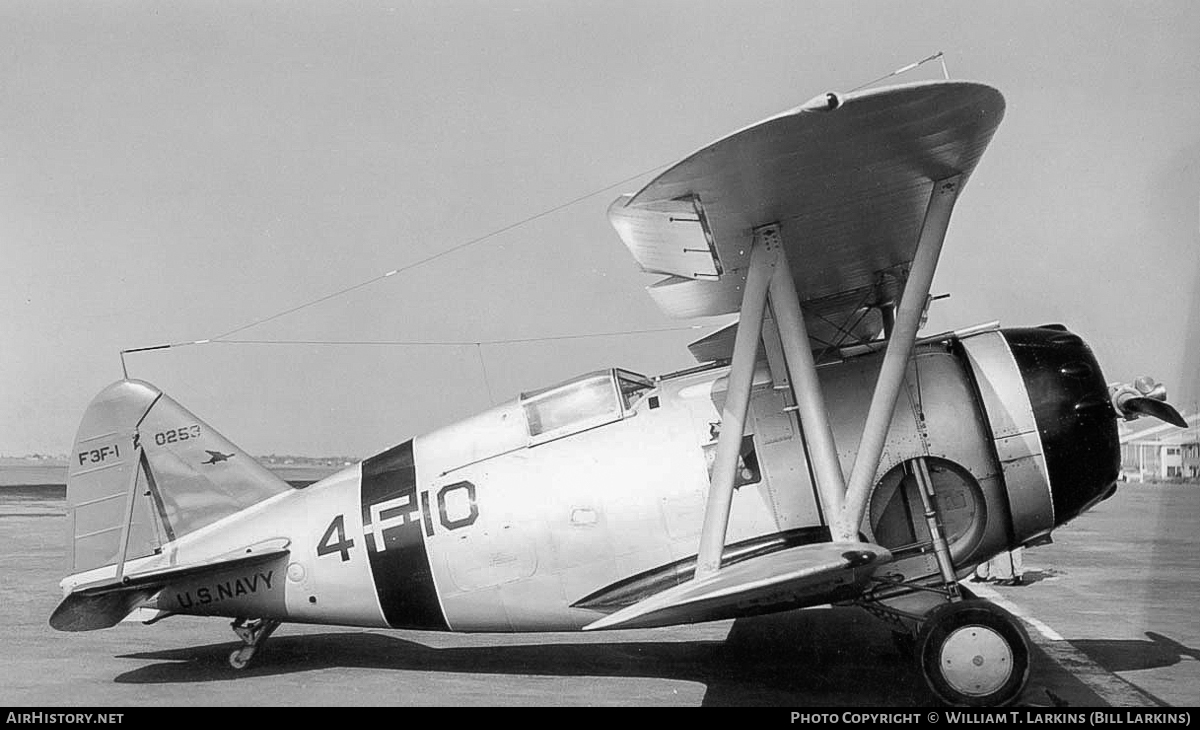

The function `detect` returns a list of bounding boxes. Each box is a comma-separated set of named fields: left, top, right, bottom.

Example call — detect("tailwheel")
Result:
left=227, top=618, right=281, bottom=670
left=228, top=647, right=252, bottom=670
left=916, top=599, right=1030, bottom=707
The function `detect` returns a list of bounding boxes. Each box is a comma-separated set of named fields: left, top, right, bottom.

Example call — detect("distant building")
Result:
left=1119, top=413, right=1200, bottom=482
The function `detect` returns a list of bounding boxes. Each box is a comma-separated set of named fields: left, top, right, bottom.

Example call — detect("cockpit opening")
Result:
left=521, top=368, right=654, bottom=446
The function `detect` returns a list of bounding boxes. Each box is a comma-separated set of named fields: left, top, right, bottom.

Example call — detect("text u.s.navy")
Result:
left=174, top=570, right=275, bottom=609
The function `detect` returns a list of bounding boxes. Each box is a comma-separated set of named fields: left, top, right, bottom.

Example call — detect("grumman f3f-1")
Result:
left=51, top=80, right=1187, bottom=706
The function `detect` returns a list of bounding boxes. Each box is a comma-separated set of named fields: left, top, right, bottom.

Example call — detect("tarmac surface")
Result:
left=1, top=482, right=1196, bottom=707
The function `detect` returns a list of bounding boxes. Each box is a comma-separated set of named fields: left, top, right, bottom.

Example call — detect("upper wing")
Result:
left=609, top=80, right=1005, bottom=359
left=582, top=541, right=890, bottom=631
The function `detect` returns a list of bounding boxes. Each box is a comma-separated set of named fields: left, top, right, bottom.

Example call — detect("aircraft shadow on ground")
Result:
left=1071, top=631, right=1200, bottom=674
left=113, top=607, right=930, bottom=706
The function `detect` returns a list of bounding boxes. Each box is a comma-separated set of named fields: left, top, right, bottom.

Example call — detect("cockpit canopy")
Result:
left=520, top=368, right=653, bottom=445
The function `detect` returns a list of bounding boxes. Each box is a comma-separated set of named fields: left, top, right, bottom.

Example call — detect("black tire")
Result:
left=916, top=599, right=1030, bottom=707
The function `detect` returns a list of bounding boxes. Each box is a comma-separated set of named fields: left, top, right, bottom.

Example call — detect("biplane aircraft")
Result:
left=51, top=80, right=1186, bottom=706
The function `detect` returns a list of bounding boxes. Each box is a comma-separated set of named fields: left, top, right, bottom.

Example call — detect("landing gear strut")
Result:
left=228, top=617, right=280, bottom=670
left=860, top=456, right=1031, bottom=705
left=867, top=584, right=1031, bottom=706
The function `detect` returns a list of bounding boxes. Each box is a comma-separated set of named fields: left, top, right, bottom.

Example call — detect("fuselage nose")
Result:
left=1002, top=326, right=1120, bottom=527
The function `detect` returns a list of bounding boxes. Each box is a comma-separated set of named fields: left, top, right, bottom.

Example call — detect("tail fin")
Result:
left=66, top=380, right=290, bottom=575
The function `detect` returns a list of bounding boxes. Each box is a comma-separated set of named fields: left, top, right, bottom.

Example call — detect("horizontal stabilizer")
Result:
left=583, top=541, right=889, bottom=631
left=48, top=587, right=161, bottom=634
left=50, top=539, right=289, bottom=632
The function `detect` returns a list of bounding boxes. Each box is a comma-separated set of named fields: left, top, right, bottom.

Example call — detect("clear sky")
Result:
left=3, top=1, right=1198, bottom=457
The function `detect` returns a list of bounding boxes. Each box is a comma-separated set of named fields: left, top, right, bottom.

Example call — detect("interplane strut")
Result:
left=694, top=237, right=777, bottom=579
left=763, top=226, right=847, bottom=521
left=836, top=176, right=962, bottom=541
left=695, top=176, right=963, bottom=575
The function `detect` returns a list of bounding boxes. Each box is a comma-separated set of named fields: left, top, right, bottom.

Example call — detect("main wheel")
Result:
left=916, top=599, right=1030, bottom=707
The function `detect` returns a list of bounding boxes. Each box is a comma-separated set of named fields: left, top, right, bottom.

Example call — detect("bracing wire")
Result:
left=209, top=163, right=671, bottom=342
left=213, top=325, right=705, bottom=348
left=119, top=53, right=952, bottom=373
left=119, top=161, right=677, bottom=371
left=476, top=343, right=495, bottom=406
left=115, top=164, right=681, bottom=369
left=848, top=51, right=947, bottom=93
left=118, top=326, right=707, bottom=372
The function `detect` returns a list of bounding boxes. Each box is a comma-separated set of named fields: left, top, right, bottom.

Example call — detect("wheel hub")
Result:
left=939, top=624, right=1013, bottom=696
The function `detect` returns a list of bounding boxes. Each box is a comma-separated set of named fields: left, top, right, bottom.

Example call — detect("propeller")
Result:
left=1109, top=376, right=1187, bottom=428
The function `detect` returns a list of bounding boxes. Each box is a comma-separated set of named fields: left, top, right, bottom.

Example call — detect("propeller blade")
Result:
left=1122, top=397, right=1187, bottom=428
